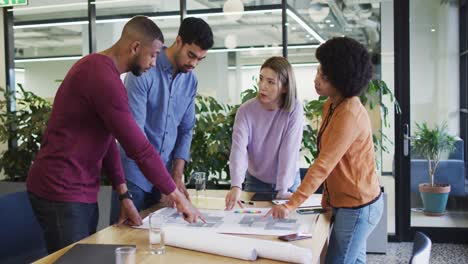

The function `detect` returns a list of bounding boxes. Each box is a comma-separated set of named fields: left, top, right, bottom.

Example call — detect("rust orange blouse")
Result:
left=285, top=96, right=380, bottom=209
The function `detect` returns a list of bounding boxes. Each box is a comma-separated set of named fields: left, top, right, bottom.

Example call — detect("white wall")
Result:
left=194, top=52, right=230, bottom=103
left=16, top=60, right=77, bottom=99
left=381, top=0, right=395, bottom=173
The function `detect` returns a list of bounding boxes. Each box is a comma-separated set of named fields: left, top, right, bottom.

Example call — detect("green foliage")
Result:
left=0, top=84, right=52, bottom=181
left=186, top=95, right=234, bottom=183
left=187, top=83, right=259, bottom=182
left=412, top=122, right=456, bottom=186
left=302, top=96, right=327, bottom=164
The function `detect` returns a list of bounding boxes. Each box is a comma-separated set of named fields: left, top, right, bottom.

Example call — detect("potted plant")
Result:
left=0, top=84, right=51, bottom=182
left=412, top=122, right=456, bottom=216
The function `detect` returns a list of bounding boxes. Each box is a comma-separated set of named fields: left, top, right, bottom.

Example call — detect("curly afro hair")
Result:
left=315, top=37, right=373, bottom=97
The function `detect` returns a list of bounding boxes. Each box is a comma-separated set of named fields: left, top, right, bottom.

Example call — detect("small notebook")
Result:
left=250, top=192, right=277, bottom=201
left=54, top=243, right=135, bottom=264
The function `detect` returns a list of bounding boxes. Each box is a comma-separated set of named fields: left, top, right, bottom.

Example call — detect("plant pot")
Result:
left=418, top=183, right=451, bottom=216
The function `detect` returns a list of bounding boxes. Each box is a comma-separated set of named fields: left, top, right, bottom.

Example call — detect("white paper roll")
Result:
left=164, top=226, right=313, bottom=263
left=255, top=239, right=313, bottom=264
left=164, top=226, right=257, bottom=261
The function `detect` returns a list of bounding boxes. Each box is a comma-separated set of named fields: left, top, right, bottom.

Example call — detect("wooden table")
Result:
left=34, top=190, right=331, bottom=264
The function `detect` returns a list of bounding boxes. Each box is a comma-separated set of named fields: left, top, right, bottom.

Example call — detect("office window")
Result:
left=187, top=0, right=282, bottom=104
left=11, top=0, right=87, bottom=98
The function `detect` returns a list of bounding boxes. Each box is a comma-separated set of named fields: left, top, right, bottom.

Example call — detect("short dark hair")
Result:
left=178, top=17, right=214, bottom=50
left=315, top=37, right=373, bottom=97
left=123, top=16, right=164, bottom=44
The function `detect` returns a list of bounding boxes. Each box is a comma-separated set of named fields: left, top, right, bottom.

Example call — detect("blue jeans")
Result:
left=109, top=180, right=161, bottom=225
left=325, top=194, right=384, bottom=264
left=243, top=171, right=301, bottom=193
left=28, top=192, right=99, bottom=254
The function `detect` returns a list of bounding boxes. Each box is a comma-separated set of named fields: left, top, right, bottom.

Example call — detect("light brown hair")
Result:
left=260, top=56, right=297, bottom=112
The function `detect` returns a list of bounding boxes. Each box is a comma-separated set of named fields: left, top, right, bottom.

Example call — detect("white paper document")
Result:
left=272, top=195, right=322, bottom=208
left=164, top=226, right=313, bottom=264
left=135, top=207, right=314, bottom=236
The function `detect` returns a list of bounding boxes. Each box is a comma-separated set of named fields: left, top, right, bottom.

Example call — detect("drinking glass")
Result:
left=193, top=172, right=206, bottom=199
left=148, top=213, right=166, bottom=255
left=115, top=246, right=136, bottom=264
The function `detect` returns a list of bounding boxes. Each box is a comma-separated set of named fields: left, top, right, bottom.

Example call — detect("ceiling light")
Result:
left=15, top=56, right=82, bottom=63
left=330, top=24, right=335, bottom=27
left=430, top=28, right=436, bottom=32
left=308, top=1, right=330, bottom=22
left=9, top=2, right=86, bottom=13
left=228, top=62, right=319, bottom=70
left=223, top=0, right=245, bottom=21
left=287, top=9, right=325, bottom=43
left=224, top=34, right=238, bottom=49
left=208, top=44, right=320, bottom=53
left=14, top=21, right=87, bottom=29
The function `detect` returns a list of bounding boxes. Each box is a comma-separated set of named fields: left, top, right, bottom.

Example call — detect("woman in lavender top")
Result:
left=225, top=56, right=304, bottom=210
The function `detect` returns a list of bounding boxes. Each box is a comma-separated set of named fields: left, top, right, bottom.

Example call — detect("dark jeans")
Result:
left=109, top=180, right=161, bottom=225
left=244, top=171, right=301, bottom=193
left=28, top=192, right=99, bottom=254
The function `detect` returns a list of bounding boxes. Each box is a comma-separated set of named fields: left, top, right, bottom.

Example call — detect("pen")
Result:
left=240, top=200, right=255, bottom=205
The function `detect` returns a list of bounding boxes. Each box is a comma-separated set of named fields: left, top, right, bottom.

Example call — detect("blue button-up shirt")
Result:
left=120, top=47, right=197, bottom=192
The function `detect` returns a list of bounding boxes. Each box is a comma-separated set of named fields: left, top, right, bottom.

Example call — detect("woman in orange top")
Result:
left=266, top=37, right=383, bottom=264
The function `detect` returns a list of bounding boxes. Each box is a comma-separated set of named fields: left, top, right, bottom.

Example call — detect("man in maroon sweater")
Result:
left=26, top=16, right=202, bottom=254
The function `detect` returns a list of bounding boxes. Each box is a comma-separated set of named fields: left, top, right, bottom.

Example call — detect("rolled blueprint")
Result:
left=255, top=239, right=313, bottom=264
left=164, top=226, right=312, bottom=264
left=164, top=226, right=257, bottom=261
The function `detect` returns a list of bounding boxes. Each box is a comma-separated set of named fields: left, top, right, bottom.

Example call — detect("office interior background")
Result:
left=0, top=0, right=467, bottom=243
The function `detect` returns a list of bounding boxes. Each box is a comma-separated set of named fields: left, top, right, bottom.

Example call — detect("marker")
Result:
left=234, top=210, right=262, bottom=214
left=240, top=200, right=255, bottom=205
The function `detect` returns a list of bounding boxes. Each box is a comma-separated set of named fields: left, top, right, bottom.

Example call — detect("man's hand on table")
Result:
left=117, top=199, right=143, bottom=226
left=169, top=188, right=206, bottom=223
left=175, top=177, right=190, bottom=201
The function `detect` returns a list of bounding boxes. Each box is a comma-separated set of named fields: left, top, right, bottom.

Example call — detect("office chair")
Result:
left=409, top=231, right=432, bottom=264
left=0, top=191, right=47, bottom=263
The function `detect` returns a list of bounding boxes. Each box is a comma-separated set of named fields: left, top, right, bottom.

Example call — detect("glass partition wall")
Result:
left=7, top=0, right=452, bottom=241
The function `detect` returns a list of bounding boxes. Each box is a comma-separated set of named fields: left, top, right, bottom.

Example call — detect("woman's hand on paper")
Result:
left=170, top=188, right=206, bottom=223
left=225, top=186, right=243, bottom=210
left=264, top=204, right=290, bottom=219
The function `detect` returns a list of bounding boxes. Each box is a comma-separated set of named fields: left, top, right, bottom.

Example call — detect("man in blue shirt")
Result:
left=110, top=17, right=214, bottom=224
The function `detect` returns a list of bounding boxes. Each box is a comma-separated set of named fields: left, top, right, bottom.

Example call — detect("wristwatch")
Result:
left=118, top=191, right=133, bottom=201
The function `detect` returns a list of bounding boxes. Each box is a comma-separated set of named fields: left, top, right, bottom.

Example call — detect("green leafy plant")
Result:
left=412, top=122, right=456, bottom=186
left=0, top=84, right=52, bottom=181
left=187, top=82, right=258, bottom=184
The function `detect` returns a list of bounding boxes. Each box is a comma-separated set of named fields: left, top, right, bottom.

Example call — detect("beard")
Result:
left=129, top=55, right=144, bottom=76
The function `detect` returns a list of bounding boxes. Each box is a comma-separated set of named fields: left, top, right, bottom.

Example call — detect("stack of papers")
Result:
left=272, top=195, right=321, bottom=208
